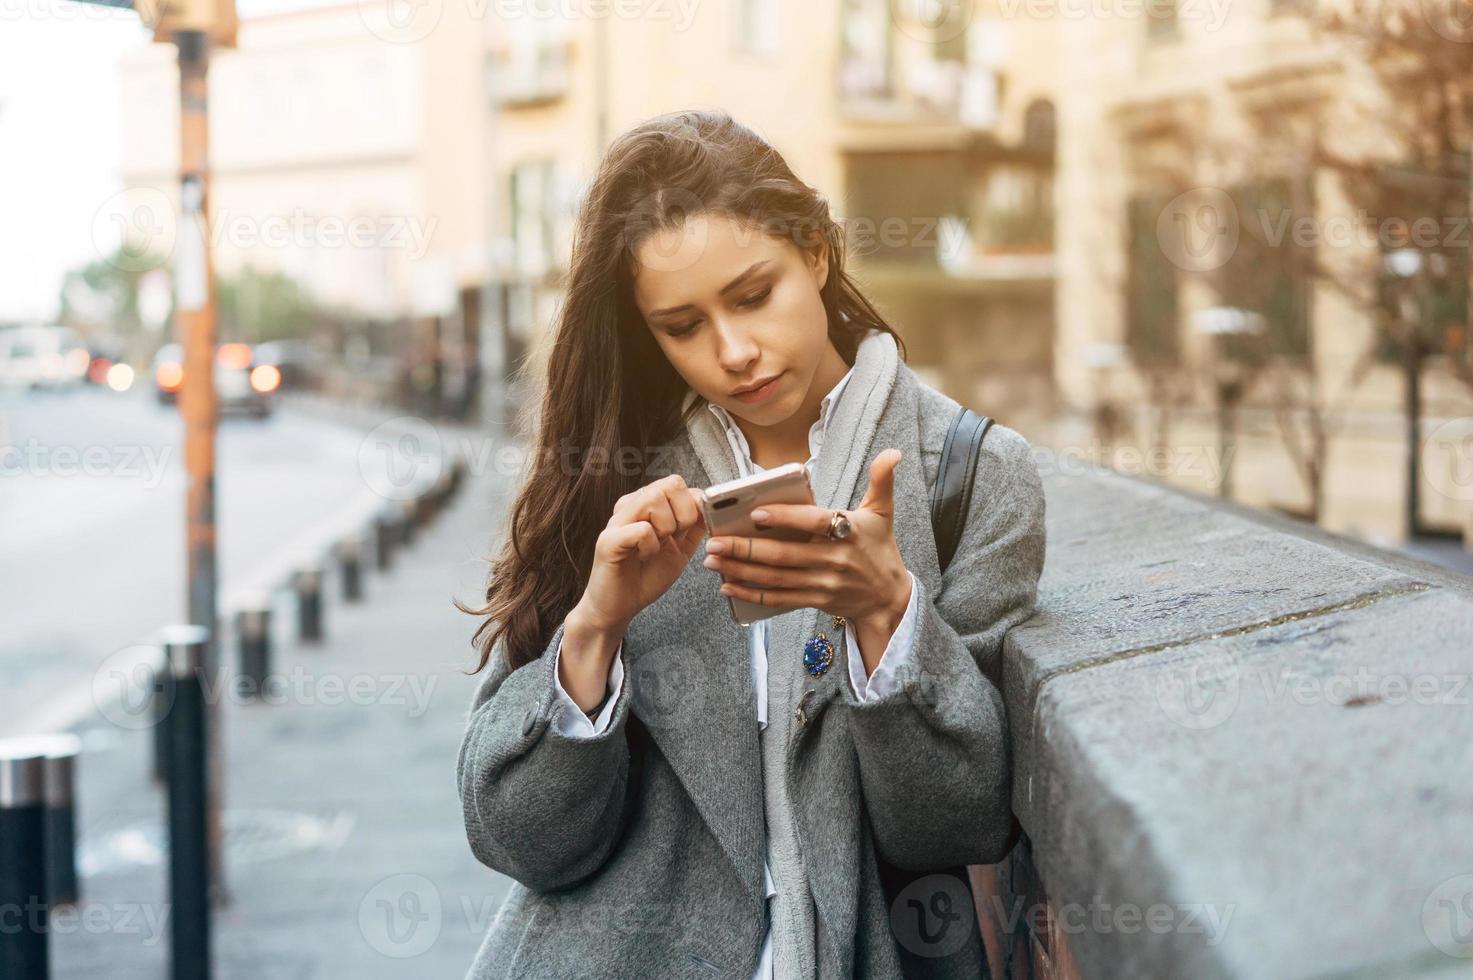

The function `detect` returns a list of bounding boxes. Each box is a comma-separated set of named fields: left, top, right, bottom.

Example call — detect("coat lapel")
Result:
left=625, top=436, right=767, bottom=903
left=640, top=328, right=949, bottom=934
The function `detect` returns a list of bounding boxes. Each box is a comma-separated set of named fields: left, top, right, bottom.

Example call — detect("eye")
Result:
left=668, top=320, right=700, bottom=338
left=738, top=287, right=771, bottom=308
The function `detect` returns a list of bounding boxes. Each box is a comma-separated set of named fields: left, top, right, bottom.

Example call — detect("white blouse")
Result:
left=549, top=365, right=922, bottom=979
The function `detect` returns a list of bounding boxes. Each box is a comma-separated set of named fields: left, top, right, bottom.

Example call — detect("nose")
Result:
left=713, top=321, right=759, bottom=374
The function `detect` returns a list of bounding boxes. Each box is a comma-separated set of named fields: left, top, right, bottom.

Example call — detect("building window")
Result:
left=496, top=15, right=569, bottom=105
left=1146, top=0, right=1179, bottom=42
left=510, top=160, right=560, bottom=278
left=733, top=0, right=780, bottom=55
left=1216, top=177, right=1314, bottom=359
left=839, top=0, right=893, bottom=99
left=1126, top=193, right=1181, bottom=364
left=1023, top=100, right=1057, bottom=152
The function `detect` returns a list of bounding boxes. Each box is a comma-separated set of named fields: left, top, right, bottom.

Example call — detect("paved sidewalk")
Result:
left=48, top=422, right=514, bottom=979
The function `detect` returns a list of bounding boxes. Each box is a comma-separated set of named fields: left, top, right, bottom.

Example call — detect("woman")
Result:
left=457, top=109, right=1046, bottom=979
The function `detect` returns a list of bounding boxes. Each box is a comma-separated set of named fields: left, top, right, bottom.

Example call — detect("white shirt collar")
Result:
left=699, top=364, right=856, bottom=477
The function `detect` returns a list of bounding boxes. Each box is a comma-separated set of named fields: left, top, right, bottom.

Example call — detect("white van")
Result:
left=0, top=325, right=90, bottom=390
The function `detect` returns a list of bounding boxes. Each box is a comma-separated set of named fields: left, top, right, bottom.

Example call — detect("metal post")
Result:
left=234, top=605, right=271, bottom=701
left=0, top=743, right=48, bottom=977
left=414, top=489, right=435, bottom=527
left=336, top=539, right=363, bottom=603
left=374, top=511, right=396, bottom=572
left=34, top=735, right=81, bottom=907
left=294, top=568, right=324, bottom=644
left=398, top=498, right=418, bottom=547
left=153, top=661, right=175, bottom=786
left=174, top=29, right=226, bottom=904
left=163, top=626, right=211, bottom=980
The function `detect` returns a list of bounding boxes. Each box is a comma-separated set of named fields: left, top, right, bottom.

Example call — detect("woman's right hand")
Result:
left=576, top=474, right=706, bottom=632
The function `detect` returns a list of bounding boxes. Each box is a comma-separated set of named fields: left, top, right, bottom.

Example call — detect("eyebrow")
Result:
left=646, top=260, right=772, bottom=319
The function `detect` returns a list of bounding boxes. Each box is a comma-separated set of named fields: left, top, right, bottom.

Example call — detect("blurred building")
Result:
left=483, top=0, right=1059, bottom=434
left=1052, top=0, right=1473, bottom=546
left=117, top=0, right=493, bottom=411
left=116, top=0, right=1059, bottom=428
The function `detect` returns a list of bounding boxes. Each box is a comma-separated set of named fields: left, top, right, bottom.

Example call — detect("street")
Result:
left=0, top=384, right=401, bottom=734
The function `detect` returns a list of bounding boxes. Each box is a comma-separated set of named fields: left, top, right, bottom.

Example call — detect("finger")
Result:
left=857, top=448, right=902, bottom=519
left=718, top=580, right=827, bottom=614
left=641, top=483, right=680, bottom=539
left=669, top=485, right=704, bottom=533
left=706, top=555, right=837, bottom=592
left=605, top=520, right=661, bottom=561
left=709, top=535, right=840, bottom=569
left=748, top=502, right=834, bottom=537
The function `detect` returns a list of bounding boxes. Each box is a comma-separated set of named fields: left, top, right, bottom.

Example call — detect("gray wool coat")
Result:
left=457, top=329, right=1047, bottom=979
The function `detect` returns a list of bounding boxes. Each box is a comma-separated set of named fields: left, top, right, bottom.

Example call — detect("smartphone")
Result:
left=699, top=462, right=816, bottom=626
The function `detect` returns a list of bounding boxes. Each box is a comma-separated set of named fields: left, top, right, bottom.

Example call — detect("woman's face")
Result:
left=631, top=211, right=832, bottom=426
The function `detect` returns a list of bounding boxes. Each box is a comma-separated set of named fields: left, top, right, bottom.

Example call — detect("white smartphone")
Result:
left=699, top=462, right=817, bottom=626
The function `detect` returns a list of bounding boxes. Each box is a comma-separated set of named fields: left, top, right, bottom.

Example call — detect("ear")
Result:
left=805, top=233, right=830, bottom=290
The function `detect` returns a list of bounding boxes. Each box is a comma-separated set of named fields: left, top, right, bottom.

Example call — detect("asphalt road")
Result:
left=0, top=383, right=401, bottom=734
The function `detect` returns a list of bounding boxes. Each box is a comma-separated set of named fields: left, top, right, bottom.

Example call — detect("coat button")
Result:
left=521, top=706, right=538, bottom=736
left=795, top=690, right=815, bottom=729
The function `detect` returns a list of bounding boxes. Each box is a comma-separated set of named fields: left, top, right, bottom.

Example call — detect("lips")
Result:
left=731, top=374, right=781, bottom=397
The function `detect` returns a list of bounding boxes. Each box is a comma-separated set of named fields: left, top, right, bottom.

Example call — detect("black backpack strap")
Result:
left=930, top=406, right=993, bottom=575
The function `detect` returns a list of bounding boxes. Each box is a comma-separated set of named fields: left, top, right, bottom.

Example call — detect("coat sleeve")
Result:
left=456, top=619, right=635, bottom=891
left=842, top=423, right=1045, bottom=869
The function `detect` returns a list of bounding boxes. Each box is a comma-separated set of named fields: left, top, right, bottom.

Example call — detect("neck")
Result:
left=737, top=340, right=850, bottom=470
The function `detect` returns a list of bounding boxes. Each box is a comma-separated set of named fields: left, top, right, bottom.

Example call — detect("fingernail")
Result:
left=703, top=556, right=719, bottom=569
left=707, top=539, right=726, bottom=554
left=750, top=509, right=769, bottom=522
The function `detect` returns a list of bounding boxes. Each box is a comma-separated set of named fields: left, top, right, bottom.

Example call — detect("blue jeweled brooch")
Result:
left=803, top=614, right=845, bottom=677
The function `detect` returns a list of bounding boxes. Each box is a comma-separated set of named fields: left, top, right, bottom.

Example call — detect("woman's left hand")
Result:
left=703, top=448, right=913, bottom=640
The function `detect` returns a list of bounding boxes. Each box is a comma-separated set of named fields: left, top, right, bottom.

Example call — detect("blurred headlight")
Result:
left=218, top=343, right=253, bottom=371
left=107, top=363, right=135, bottom=391
left=66, top=348, right=90, bottom=377
left=250, top=364, right=281, bottom=393
left=156, top=362, right=184, bottom=390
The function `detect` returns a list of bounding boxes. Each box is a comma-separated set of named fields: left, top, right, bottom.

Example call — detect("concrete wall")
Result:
left=996, top=455, right=1473, bottom=977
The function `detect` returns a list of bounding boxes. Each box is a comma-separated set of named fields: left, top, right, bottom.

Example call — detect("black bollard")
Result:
left=431, top=469, right=453, bottom=513
left=335, top=539, right=363, bottom=603
left=397, top=498, right=417, bottom=547
left=0, top=743, right=49, bottom=978
left=152, top=657, right=175, bottom=786
left=294, top=567, right=324, bottom=644
left=235, top=605, right=272, bottom=701
left=374, top=511, right=397, bottom=572
left=449, top=454, right=466, bottom=496
left=414, top=487, right=436, bottom=527
left=163, top=627, right=211, bottom=980
left=36, top=734, right=80, bottom=907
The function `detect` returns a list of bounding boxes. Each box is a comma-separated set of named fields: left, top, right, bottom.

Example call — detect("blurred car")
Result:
left=0, top=325, right=90, bottom=390
left=253, top=339, right=322, bottom=391
left=84, top=335, right=129, bottom=386
left=153, top=342, right=280, bottom=417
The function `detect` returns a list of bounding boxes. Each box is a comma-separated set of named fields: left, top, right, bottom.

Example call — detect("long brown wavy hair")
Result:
left=458, top=108, right=907, bottom=674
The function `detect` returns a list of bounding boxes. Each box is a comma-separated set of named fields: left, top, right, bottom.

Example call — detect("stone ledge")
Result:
left=1003, top=460, right=1473, bottom=978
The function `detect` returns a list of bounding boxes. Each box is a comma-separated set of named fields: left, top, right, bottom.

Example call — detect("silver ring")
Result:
left=827, top=510, right=851, bottom=541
